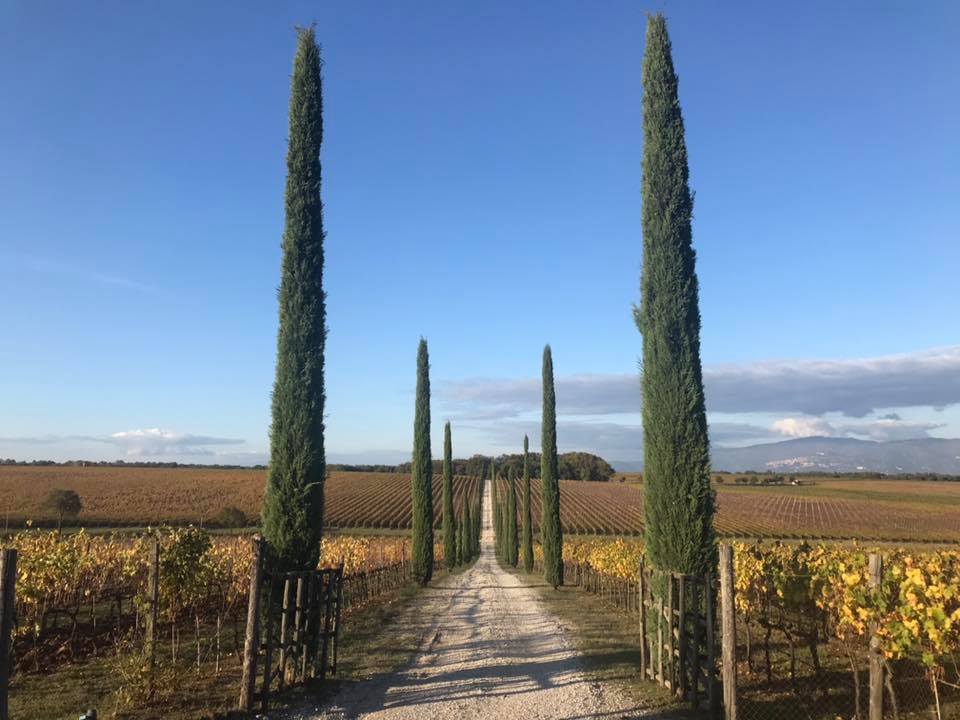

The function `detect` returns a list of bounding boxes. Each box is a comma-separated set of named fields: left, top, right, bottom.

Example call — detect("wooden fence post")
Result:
left=869, top=553, right=884, bottom=720
left=260, top=578, right=276, bottom=713
left=639, top=559, right=647, bottom=680
left=719, top=544, right=737, bottom=720
left=691, top=578, right=702, bottom=708
left=678, top=575, right=688, bottom=700
left=658, top=585, right=665, bottom=684
left=319, top=569, right=336, bottom=681
left=293, top=574, right=307, bottom=683
left=0, top=548, right=18, bottom=720
left=239, top=537, right=264, bottom=711
left=278, top=575, right=293, bottom=691
left=332, top=563, right=344, bottom=675
left=304, top=574, right=318, bottom=679
left=144, top=537, right=160, bottom=698
left=706, top=570, right=719, bottom=716
left=668, top=575, right=676, bottom=693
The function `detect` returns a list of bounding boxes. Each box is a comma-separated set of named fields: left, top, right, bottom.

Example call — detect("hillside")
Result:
left=709, top=436, right=960, bottom=474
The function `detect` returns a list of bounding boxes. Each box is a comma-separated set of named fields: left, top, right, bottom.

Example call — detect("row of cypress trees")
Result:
left=493, top=439, right=534, bottom=573
left=410, top=338, right=481, bottom=584
left=263, top=15, right=716, bottom=603
left=494, top=467, right=519, bottom=566
left=493, top=346, right=562, bottom=589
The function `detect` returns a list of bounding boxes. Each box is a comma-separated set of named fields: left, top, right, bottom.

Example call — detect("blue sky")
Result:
left=1, top=1, right=958, bottom=466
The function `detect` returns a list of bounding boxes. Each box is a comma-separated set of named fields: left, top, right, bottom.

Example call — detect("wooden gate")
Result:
left=239, top=538, right=344, bottom=712
left=638, top=561, right=720, bottom=713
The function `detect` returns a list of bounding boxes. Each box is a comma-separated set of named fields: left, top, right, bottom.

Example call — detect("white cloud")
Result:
left=771, top=417, right=836, bottom=438
left=108, top=428, right=244, bottom=456
left=768, top=416, right=946, bottom=442
left=440, top=346, right=960, bottom=419
left=0, top=428, right=249, bottom=461
left=836, top=418, right=945, bottom=442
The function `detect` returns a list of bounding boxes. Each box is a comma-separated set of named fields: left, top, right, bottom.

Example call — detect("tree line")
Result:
left=393, top=450, right=614, bottom=482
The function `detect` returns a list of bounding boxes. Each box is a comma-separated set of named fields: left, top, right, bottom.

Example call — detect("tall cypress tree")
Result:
left=506, top=467, right=518, bottom=567
left=490, top=462, right=501, bottom=548
left=262, top=28, right=327, bottom=572
left=472, top=498, right=480, bottom=559
left=540, top=345, right=563, bottom=587
left=462, top=495, right=472, bottom=560
left=501, top=501, right=509, bottom=560
left=637, top=14, right=714, bottom=576
left=442, top=422, right=456, bottom=570
left=521, top=435, right=534, bottom=572
left=455, top=503, right=463, bottom=566
left=411, top=339, right=434, bottom=584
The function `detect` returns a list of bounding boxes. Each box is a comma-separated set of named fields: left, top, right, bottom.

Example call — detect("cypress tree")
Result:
left=411, top=339, right=434, bottom=584
left=490, top=462, right=500, bottom=544
left=637, top=14, right=714, bottom=576
left=506, top=467, right=518, bottom=567
left=462, top=496, right=472, bottom=560
left=491, top=480, right=503, bottom=559
left=455, top=505, right=463, bottom=566
left=472, top=498, right=480, bottom=559
left=498, top=498, right=510, bottom=562
left=540, top=345, right=563, bottom=587
left=262, top=28, right=327, bottom=572
left=442, top=421, right=456, bottom=570
left=521, top=434, right=534, bottom=572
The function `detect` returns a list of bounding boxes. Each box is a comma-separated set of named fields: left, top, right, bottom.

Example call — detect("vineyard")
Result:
left=2, top=467, right=960, bottom=541
left=323, top=473, right=482, bottom=530
left=496, top=476, right=960, bottom=542
left=6, top=529, right=441, bottom=718
left=542, top=536, right=960, bottom=719
left=0, top=468, right=480, bottom=530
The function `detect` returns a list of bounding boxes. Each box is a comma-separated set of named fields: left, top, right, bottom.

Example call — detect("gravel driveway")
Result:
left=283, top=483, right=649, bottom=720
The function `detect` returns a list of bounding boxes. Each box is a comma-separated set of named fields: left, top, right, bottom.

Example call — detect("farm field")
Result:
left=0, top=467, right=482, bottom=530
left=507, top=475, right=960, bottom=543
left=1, top=466, right=958, bottom=541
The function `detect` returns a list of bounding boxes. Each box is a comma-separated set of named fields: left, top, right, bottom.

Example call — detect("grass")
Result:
left=511, top=566, right=707, bottom=719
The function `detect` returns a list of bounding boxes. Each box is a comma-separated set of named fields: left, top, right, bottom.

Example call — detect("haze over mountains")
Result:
left=614, top=437, right=960, bottom=474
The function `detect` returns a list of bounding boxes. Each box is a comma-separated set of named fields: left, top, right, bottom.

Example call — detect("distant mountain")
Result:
left=612, top=437, right=960, bottom=475
left=712, top=437, right=960, bottom=474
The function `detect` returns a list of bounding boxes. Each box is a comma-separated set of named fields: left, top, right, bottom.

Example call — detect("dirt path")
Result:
left=286, top=483, right=649, bottom=720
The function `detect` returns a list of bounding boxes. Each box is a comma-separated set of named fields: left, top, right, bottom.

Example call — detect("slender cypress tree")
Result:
left=262, top=28, right=327, bottom=572
left=442, top=422, right=456, bottom=570
left=462, top=496, right=472, bottom=560
left=490, top=462, right=500, bottom=544
left=637, top=14, right=714, bottom=576
left=411, top=339, right=434, bottom=584
left=455, top=505, right=463, bottom=566
left=506, top=467, right=518, bottom=567
left=472, top=498, right=480, bottom=559
left=502, top=501, right=509, bottom=560
left=540, top=345, right=563, bottom=587
left=521, top=435, right=534, bottom=572
left=494, top=487, right=501, bottom=558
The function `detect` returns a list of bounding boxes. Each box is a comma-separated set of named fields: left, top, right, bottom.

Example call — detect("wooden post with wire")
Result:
left=868, top=553, right=884, bottom=720
left=719, top=544, right=737, bottom=720
left=238, top=537, right=264, bottom=711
